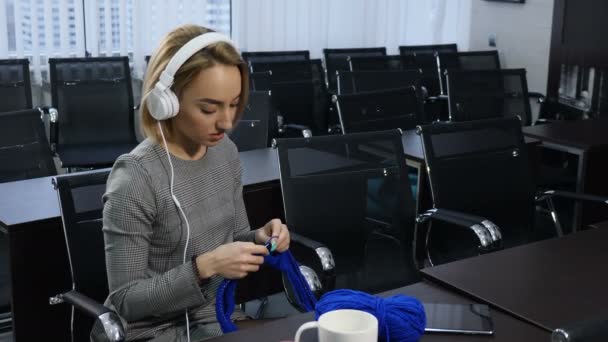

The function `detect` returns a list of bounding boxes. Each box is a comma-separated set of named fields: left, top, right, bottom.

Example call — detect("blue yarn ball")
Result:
left=315, top=289, right=426, bottom=342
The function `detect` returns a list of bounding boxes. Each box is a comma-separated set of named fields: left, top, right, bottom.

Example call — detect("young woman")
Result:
left=99, top=24, right=290, bottom=341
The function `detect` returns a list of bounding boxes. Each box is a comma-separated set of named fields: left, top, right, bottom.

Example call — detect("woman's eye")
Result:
left=200, top=108, right=215, bottom=114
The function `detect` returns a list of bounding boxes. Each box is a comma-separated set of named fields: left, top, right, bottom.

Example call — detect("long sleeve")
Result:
left=102, top=156, right=208, bottom=322
left=232, top=159, right=255, bottom=243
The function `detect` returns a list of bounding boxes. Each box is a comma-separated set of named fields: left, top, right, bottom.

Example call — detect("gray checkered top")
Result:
left=101, top=136, right=254, bottom=340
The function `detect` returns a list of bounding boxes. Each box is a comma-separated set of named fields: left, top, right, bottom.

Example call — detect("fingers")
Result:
left=275, top=224, right=290, bottom=253
left=236, top=241, right=268, bottom=254
left=240, top=263, right=260, bottom=273
left=245, top=243, right=269, bottom=256
left=269, top=218, right=283, bottom=237
left=241, top=254, right=265, bottom=265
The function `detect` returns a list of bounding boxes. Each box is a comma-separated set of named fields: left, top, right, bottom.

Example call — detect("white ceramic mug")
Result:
left=294, top=309, right=378, bottom=342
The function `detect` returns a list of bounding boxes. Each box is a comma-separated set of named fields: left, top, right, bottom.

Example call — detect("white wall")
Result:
left=468, top=0, right=554, bottom=94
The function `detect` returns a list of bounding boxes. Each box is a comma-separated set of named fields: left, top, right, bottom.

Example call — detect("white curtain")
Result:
left=91, top=0, right=231, bottom=80
left=2, top=0, right=473, bottom=84
left=232, top=0, right=472, bottom=58
left=128, top=0, right=229, bottom=79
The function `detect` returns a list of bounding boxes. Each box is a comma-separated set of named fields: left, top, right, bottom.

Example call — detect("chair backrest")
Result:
left=347, top=55, right=405, bottom=72
left=53, top=170, right=111, bottom=341
left=230, top=91, right=273, bottom=151
left=323, top=48, right=387, bottom=91
left=275, top=129, right=417, bottom=284
left=333, top=87, right=425, bottom=134
left=242, top=50, right=310, bottom=64
left=399, top=44, right=458, bottom=56
left=336, top=69, right=423, bottom=95
left=249, top=71, right=272, bottom=91
left=271, top=78, right=328, bottom=135
left=0, top=109, right=56, bottom=182
left=250, top=59, right=326, bottom=85
left=447, top=68, right=532, bottom=125
left=0, top=59, right=33, bottom=112
left=437, top=51, right=501, bottom=95
left=396, top=52, right=442, bottom=97
left=49, top=57, right=136, bottom=146
left=418, top=117, right=535, bottom=234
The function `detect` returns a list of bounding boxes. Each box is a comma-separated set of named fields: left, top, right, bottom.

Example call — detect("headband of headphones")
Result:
left=147, top=31, right=240, bottom=121
left=156, top=31, right=239, bottom=91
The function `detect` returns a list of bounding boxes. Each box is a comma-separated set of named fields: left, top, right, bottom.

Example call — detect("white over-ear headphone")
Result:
left=146, top=31, right=239, bottom=121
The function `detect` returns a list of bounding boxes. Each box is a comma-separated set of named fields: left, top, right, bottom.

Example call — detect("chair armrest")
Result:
left=528, top=92, right=546, bottom=101
left=290, top=232, right=335, bottom=292
left=283, top=124, right=313, bottom=138
left=51, top=290, right=125, bottom=342
left=416, top=208, right=500, bottom=249
left=537, top=190, right=608, bottom=205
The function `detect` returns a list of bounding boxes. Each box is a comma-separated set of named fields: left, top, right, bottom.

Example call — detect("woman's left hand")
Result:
left=255, top=218, right=290, bottom=253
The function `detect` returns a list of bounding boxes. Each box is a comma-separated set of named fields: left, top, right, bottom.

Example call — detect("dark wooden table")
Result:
left=421, top=228, right=608, bottom=332
left=522, top=119, right=608, bottom=231
left=206, top=281, right=549, bottom=342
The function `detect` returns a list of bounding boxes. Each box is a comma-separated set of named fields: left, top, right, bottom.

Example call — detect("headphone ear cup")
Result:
left=166, top=90, right=180, bottom=119
left=147, top=87, right=171, bottom=121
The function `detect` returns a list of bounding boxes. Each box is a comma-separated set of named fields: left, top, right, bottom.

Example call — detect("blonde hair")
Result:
left=141, top=25, right=249, bottom=142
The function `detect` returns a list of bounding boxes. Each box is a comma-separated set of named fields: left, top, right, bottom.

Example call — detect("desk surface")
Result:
left=522, top=118, right=608, bottom=150
left=422, top=228, right=608, bottom=332
left=207, top=281, right=548, bottom=342
left=0, top=148, right=279, bottom=227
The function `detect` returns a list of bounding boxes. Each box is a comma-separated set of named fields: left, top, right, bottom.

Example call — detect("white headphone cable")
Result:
left=157, top=121, right=192, bottom=342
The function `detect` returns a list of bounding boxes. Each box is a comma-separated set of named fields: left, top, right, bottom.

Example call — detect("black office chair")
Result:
left=0, top=59, right=33, bottom=112
left=0, top=108, right=56, bottom=183
left=446, top=68, right=532, bottom=125
left=437, top=51, right=501, bottom=96
left=250, top=59, right=325, bottom=84
left=51, top=170, right=123, bottom=342
left=249, top=71, right=272, bottom=91
left=347, top=55, right=405, bottom=72
left=332, top=87, right=425, bottom=134
left=416, top=117, right=608, bottom=265
left=323, top=47, right=387, bottom=91
left=242, top=50, right=310, bottom=65
left=50, top=171, right=333, bottom=341
left=230, top=91, right=273, bottom=151
left=271, top=79, right=328, bottom=138
left=274, top=129, right=421, bottom=292
left=48, top=57, right=138, bottom=170
left=399, top=44, right=458, bottom=56
left=336, top=69, right=423, bottom=95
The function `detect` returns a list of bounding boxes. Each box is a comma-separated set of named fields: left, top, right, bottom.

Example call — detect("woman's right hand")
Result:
left=195, top=242, right=269, bottom=280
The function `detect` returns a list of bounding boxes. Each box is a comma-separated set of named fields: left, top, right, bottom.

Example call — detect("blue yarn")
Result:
left=315, top=289, right=426, bottom=342
left=216, top=250, right=317, bottom=333
left=216, top=253, right=426, bottom=342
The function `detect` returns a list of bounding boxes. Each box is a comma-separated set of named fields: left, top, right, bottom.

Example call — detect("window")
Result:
left=1, top=0, right=232, bottom=83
